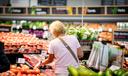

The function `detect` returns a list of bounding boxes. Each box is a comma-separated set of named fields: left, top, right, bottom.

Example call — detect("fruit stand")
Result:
left=68, top=65, right=128, bottom=76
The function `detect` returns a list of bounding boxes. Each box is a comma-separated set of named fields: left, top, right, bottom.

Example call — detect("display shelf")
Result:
left=0, top=5, right=127, bottom=14
left=0, top=32, right=48, bottom=54
left=0, top=5, right=127, bottom=22
left=0, top=15, right=128, bottom=22
left=115, top=29, right=128, bottom=32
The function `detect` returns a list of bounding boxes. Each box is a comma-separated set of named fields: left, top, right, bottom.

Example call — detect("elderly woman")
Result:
left=41, top=21, right=83, bottom=76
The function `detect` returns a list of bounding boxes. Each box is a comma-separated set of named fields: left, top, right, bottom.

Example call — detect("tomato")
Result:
left=34, top=68, right=40, bottom=74
left=10, top=65, right=16, bottom=69
left=22, top=74, right=27, bottom=76
left=40, top=73, right=46, bottom=76
left=27, top=74, right=33, bottom=76
left=10, top=69, right=18, bottom=73
left=17, top=72, right=22, bottom=76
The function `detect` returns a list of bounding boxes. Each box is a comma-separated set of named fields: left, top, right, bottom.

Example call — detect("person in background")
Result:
left=0, top=42, right=10, bottom=73
left=39, top=20, right=83, bottom=76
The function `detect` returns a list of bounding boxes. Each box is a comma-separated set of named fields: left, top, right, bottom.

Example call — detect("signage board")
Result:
left=114, top=31, right=128, bottom=41
left=0, top=26, right=11, bottom=32
left=107, top=7, right=128, bottom=14
left=87, top=7, right=104, bottom=14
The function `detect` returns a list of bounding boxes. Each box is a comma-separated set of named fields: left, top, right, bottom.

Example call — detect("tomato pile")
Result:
left=0, top=64, right=55, bottom=76
left=0, top=32, right=48, bottom=53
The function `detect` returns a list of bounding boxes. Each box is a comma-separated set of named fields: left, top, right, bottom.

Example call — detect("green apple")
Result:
left=68, top=65, right=79, bottom=76
left=105, top=69, right=113, bottom=76
left=122, top=72, right=128, bottom=76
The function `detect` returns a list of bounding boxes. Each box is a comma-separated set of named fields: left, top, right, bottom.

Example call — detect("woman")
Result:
left=41, top=21, right=83, bottom=76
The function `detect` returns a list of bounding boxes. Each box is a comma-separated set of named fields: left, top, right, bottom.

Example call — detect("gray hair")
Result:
left=49, top=20, right=65, bottom=37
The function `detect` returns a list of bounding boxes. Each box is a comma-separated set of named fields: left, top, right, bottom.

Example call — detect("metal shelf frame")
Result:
left=0, top=15, right=128, bottom=22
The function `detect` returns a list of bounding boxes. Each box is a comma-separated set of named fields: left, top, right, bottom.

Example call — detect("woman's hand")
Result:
left=34, top=54, right=54, bottom=69
left=33, top=60, right=42, bottom=69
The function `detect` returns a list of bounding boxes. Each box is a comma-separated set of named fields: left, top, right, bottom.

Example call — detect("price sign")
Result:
left=114, top=31, right=128, bottom=41
left=108, top=7, right=128, bottom=14
left=0, top=26, right=11, bottom=32
left=28, top=29, right=44, bottom=38
left=87, top=7, right=104, bottom=14
left=53, top=8, right=67, bottom=14
left=17, top=58, right=25, bottom=64
left=8, top=8, right=25, bottom=14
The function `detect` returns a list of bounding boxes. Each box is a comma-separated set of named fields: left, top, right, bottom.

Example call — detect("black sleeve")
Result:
left=0, top=42, right=10, bottom=73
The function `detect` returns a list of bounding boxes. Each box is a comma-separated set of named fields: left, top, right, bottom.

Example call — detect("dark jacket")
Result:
left=0, top=42, right=10, bottom=73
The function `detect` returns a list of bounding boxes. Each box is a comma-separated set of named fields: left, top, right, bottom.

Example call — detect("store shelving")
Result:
left=0, top=5, right=127, bottom=22
left=0, top=15, right=128, bottom=22
left=0, top=5, right=128, bottom=66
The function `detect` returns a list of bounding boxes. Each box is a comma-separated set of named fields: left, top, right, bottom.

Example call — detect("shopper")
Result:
left=0, top=41, right=10, bottom=73
left=39, top=20, right=83, bottom=76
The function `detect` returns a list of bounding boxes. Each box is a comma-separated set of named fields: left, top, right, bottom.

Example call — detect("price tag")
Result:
left=0, top=26, right=11, bottom=32
left=114, top=30, right=128, bottom=41
left=17, top=58, right=25, bottom=64
left=125, top=57, right=128, bottom=60
left=109, top=65, right=120, bottom=71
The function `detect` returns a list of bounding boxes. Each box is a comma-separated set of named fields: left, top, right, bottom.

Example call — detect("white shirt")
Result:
left=48, top=35, right=81, bottom=74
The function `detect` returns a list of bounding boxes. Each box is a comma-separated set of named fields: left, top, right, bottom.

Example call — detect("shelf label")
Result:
left=28, top=29, right=44, bottom=38
left=12, top=9, right=21, bottom=13
left=7, top=8, right=25, bottom=14
left=56, top=8, right=66, bottom=10
left=114, top=31, right=128, bottom=41
left=0, top=26, right=11, bottom=32
left=87, top=7, right=104, bottom=14
left=108, top=7, right=128, bottom=14
left=17, top=58, right=25, bottom=64
left=53, top=8, right=67, bottom=14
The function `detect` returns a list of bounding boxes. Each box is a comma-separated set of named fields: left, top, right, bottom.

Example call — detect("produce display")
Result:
left=87, top=23, right=117, bottom=31
left=103, top=23, right=117, bottom=31
left=15, top=21, right=48, bottom=38
left=87, top=23, right=101, bottom=29
left=22, top=21, right=47, bottom=29
left=0, top=20, right=127, bottom=76
left=66, top=25, right=98, bottom=40
left=0, top=21, right=13, bottom=26
left=68, top=65, right=97, bottom=76
left=68, top=65, right=128, bottom=76
left=0, top=64, right=55, bottom=76
left=0, top=32, right=48, bottom=53
left=87, top=23, right=116, bottom=41
left=65, top=23, right=117, bottom=42
left=99, top=31, right=113, bottom=41
left=0, top=21, right=117, bottom=42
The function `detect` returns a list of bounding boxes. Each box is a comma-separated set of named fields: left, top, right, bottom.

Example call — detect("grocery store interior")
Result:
left=0, top=0, right=128, bottom=76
